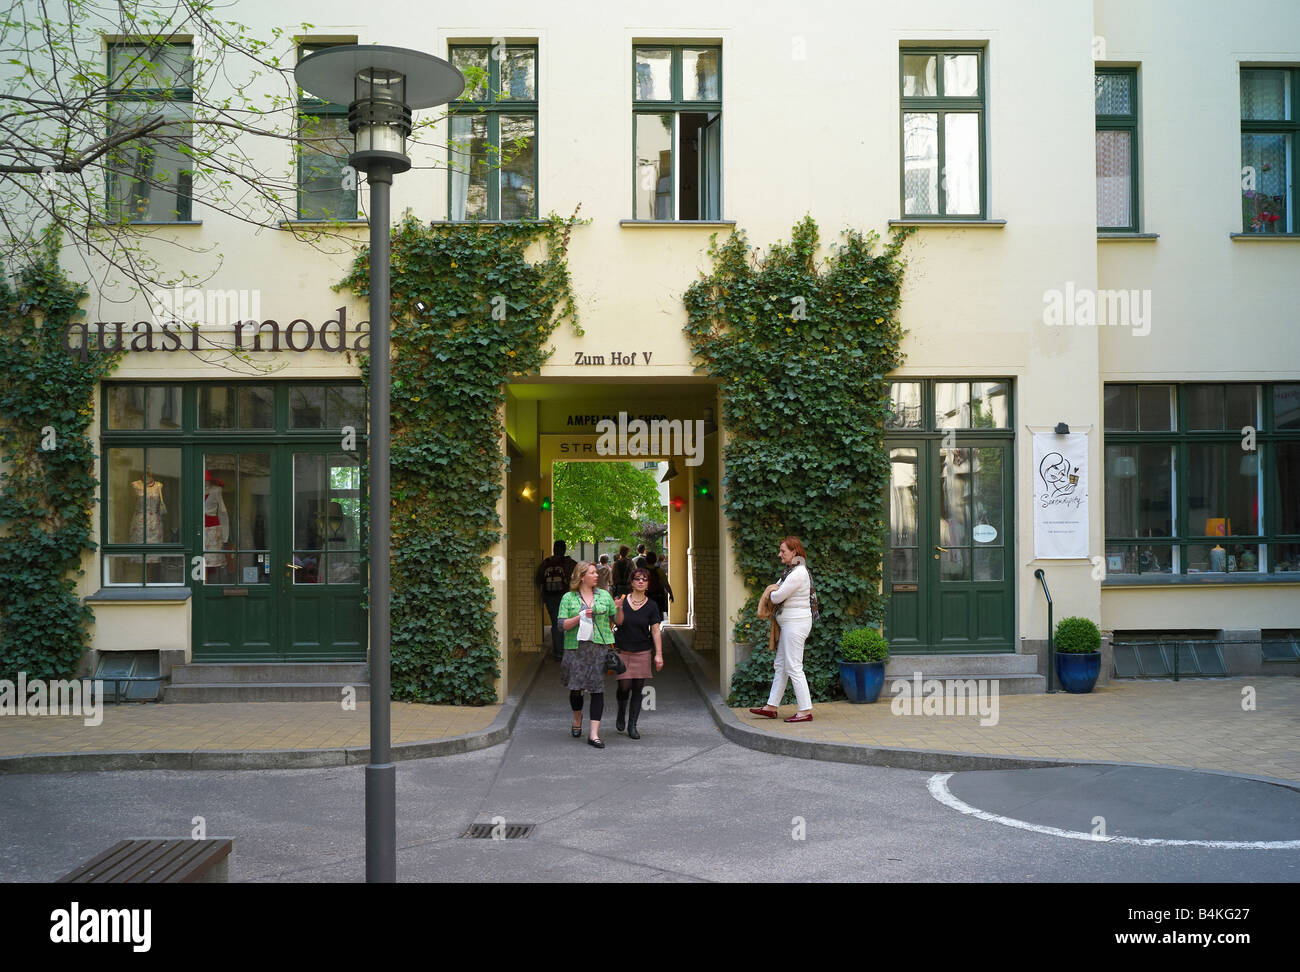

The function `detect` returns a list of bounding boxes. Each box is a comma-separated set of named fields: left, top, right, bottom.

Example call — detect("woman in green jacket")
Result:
left=558, top=561, right=617, bottom=748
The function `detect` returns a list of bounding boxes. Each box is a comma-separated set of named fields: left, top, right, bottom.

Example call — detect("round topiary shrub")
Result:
left=838, top=627, right=889, bottom=663
left=1055, top=616, right=1101, bottom=654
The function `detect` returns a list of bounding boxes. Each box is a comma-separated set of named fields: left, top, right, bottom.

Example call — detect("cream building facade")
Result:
left=50, top=0, right=1299, bottom=697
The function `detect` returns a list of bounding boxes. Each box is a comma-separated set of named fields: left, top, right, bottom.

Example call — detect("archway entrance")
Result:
left=496, top=380, right=727, bottom=696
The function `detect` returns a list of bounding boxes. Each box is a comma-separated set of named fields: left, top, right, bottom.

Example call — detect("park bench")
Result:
left=56, top=839, right=233, bottom=883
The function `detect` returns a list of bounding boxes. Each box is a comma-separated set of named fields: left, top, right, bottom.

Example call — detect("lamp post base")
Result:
left=365, top=762, right=396, bottom=882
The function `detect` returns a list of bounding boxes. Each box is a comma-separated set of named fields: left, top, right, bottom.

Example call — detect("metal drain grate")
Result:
left=460, top=822, right=535, bottom=839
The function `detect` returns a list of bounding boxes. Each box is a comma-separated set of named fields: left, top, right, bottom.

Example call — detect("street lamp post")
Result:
left=295, top=45, right=463, bottom=883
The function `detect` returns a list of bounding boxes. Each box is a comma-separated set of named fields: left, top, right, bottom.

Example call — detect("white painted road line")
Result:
left=927, top=773, right=1300, bottom=850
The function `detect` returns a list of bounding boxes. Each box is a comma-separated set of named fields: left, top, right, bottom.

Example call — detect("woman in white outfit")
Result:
left=750, top=536, right=815, bottom=723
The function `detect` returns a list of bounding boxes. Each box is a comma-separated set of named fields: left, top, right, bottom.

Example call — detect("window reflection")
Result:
left=293, top=453, right=361, bottom=585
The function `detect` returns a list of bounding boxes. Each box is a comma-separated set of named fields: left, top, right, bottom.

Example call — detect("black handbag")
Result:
left=603, top=648, right=626, bottom=676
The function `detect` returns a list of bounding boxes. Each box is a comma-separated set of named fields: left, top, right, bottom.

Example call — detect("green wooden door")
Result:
left=193, top=447, right=279, bottom=659
left=283, top=448, right=365, bottom=660
left=192, top=445, right=365, bottom=661
left=886, top=438, right=1014, bottom=652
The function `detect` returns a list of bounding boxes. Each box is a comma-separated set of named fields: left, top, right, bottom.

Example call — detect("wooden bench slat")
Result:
left=56, top=839, right=134, bottom=883
left=90, top=839, right=173, bottom=883
left=144, top=840, right=231, bottom=883
left=57, top=839, right=233, bottom=883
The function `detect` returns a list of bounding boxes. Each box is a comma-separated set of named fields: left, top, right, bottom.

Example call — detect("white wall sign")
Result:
left=1033, top=432, right=1089, bottom=559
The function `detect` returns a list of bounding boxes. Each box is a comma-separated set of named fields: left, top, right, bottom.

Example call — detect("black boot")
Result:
left=626, top=678, right=644, bottom=739
left=615, top=694, right=627, bottom=732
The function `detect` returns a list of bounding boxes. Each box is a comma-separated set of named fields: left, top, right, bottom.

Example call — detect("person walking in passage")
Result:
left=613, top=568, right=664, bottom=739
left=597, top=555, right=613, bottom=592
left=536, top=540, right=577, bottom=661
left=750, top=536, right=815, bottom=723
left=558, top=561, right=617, bottom=748
left=644, top=550, right=673, bottom=618
left=611, top=545, right=634, bottom=597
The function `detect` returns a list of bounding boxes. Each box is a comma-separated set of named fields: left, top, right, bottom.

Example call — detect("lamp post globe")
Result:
left=294, top=45, right=462, bottom=884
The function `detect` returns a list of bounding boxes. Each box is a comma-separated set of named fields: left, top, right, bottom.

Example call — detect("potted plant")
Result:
left=837, top=627, right=889, bottom=703
left=1054, top=616, right=1102, bottom=694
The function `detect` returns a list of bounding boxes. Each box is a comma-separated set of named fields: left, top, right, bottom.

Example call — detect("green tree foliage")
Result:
left=0, top=228, right=124, bottom=680
left=683, top=216, right=911, bottom=706
left=337, top=213, right=579, bottom=704
left=552, top=461, right=664, bottom=548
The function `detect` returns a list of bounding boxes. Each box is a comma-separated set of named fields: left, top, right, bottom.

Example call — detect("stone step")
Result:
left=163, top=683, right=371, bottom=704
left=885, top=653, right=1039, bottom=677
left=880, top=673, right=1047, bottom=696
left=170, top=663, right=368, bottom=684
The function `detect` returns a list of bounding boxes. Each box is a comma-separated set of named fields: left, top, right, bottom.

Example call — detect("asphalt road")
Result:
left=2, top=653, right=1297, bottom=882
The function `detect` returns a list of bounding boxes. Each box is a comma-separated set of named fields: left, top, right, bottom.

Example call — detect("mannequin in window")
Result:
left=130, top=468, right=166, bottom=545
left=204, top=471, right=230, bottom=581
left=130, top=468, right=168, bottom=581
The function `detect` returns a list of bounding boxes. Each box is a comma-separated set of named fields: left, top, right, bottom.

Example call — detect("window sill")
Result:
left=1229, top=233, right=1300, bottom=241
left=1102, top=573, right=1300, bottom=588
left=86, top=587, right=192, bottom=602
left=93, top=220, right=203, bottom=227
left=428, top=219, right=551, bottom=226
left=619, top=220, right=737, bottom=228
left=1098, top=232, right=1159, bottom=241
left=888, top=219, right=1006, bottom=228
left=279, top=219, right=366, bottom=228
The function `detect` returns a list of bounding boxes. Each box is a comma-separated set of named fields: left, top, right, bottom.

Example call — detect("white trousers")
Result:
left=766, top=614, right=813, bottom=710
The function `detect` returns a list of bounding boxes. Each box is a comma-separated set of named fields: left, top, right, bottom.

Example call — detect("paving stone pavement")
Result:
left=0, top=698, right=500, bottom=757
left=1, top=642, right=1296, bottom=787
left=727, top=674, right=1300, bottom=782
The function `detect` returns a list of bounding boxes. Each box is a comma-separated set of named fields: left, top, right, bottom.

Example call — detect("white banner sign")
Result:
left=1033, top=432, right=1089, bottom=559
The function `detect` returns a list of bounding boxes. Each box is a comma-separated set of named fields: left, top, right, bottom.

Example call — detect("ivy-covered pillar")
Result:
left=683, top=217, right=910, bottom=706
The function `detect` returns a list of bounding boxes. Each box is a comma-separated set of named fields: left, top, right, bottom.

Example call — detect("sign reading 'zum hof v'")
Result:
left=1033, top=432, right=1089, bottom=559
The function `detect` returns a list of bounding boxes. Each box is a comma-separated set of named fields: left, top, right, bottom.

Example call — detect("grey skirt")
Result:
left=561, top=639, right=610, bottom=693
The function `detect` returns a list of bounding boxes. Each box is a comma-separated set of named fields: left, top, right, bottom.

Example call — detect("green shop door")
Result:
left=885, top=439, right=1014, bottom=653
left=193, top=447, right=364, bottom=661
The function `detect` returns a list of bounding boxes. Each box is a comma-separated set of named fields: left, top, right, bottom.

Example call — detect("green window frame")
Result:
left=297, top=41, right=359, bottom=221
left=1103, top=383, right=1300, bottom=579
left=100, top=382, right=366, bottom=587
left=886, top=379, right=1014, bottom=433
left=1240, top=67, right=1297, bottom=234
left=106, top=42, right=194, bottom=222
left=447, top=44, right=539, bottom=220
left=899, top=48, right=986, bottom=219
left=632, top=45, right=722, bottom=220
left=1095, top=68, right=1139, bottom=232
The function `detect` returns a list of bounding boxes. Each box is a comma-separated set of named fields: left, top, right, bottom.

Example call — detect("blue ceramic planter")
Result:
left=1056, top=651, right=1101, bottom=694
left=837, top=659, right=886, bottom=703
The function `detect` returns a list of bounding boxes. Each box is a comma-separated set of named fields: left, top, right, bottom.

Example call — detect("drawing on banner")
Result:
left=1033, top=432, right=1088, bottom=559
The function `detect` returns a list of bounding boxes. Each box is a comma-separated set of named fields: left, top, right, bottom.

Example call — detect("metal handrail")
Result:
left=1034, top=569, right=1056, bottom=693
